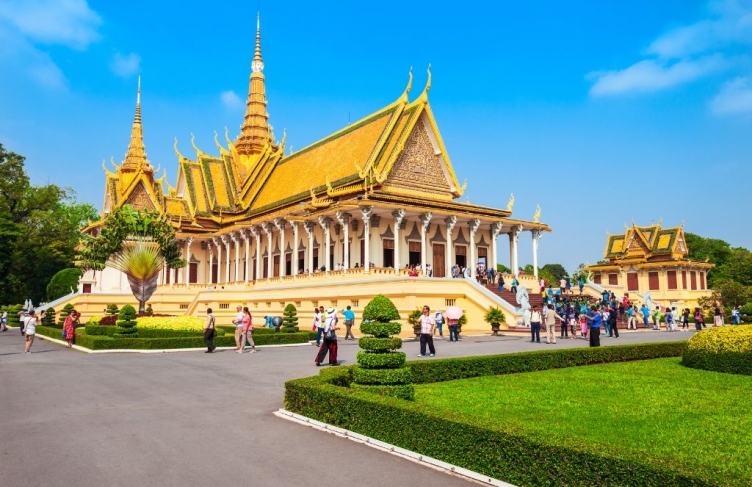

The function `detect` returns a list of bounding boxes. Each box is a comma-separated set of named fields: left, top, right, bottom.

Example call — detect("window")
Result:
left=351, top=300, right=359, bottom=308
left=408, top=241, right=421, bottom=266
left=180, top=304, right=189, bottom=310
left=690, top=271, right=697, bottom=290
left=681, top=271, right=687, bottom=289
left=648, top=272, right=659, bottom=290
left=700, top=272, right=706, bottom=290
left=445, top=298, right=456, bottom=307
left=593, top=273, right=602, bottom=284
left=627, top=272, right=638, bottom=291
left=667, top=271, right=677, bottom=290
left=608, top=273, right=618, bottom=285
left=82, top=283, right=92, bottom=294
left=219, top=303, right=229, bottom=310
left=383, top=238, right=394, bottom=268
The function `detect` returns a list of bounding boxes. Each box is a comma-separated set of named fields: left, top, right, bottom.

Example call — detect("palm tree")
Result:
left=106, top=237, right=163, bottom=313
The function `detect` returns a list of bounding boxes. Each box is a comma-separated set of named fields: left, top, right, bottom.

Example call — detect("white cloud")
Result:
left=710, top=76, right=752, bottom=113
left=0, top=0, right=102, bottom=49
left=588, top=0, right=752, bottom=98
left=110, top=52, right=141, bottom=78
left=0, top=27, right=66, bottom=91
left=589, top=56, right=728, bottom=97
left=221, top=90, right=244, bottom=110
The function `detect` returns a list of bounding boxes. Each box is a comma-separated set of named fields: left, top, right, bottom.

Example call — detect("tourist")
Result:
left=559, top=278, right=566, bottom=295
left=498, top=273, right=505, bottom=292
left=713, top=304, right=724, bottom=327
left=545, top=304, right=564, bottom=344
left=530, top=305, right=542, bottom=343
left=584, top=306, right=602, bottom=347
left=580, top=312, right=588, bottom=340
left=652, top=306, right=662, bottom=330
left=316, top=306, right=326, bottom=345
left=540, top=278, right=546, bottom=293
left=578, top=276, right=584, bottom=294
left=487, top=267, right=495, bottom=286
left=239, top=307, right=256, bottom=353
left=731, top=305, right=740, bottom=325
left=204, top=308, right=216, bottom=353
left=511, top=276, right=519, bottom=294
left=24, top=309, right=42, bottom=354
left=1, top=308, right=8, bottom=332
left=315, top=307, right=339, bottom=366
left=265, top=315, right=273, bottom=328
left=639, top=303, right=650, bottom=328
left=417, top=305, right=436, bottom=357
left=565, top=276, right=572, bottom=293
left=343, top=305, right=355, bottom=340
left=434, top=309, right=445, bottom=339
left=568, top=308, right=577, bottom=339
left=682, top=308, right=690, bottom=330
left=608, top=307, right=619, bottom=338
left=602, top=306, right=611, bottom=336
left=448, top=316, right=459, bottom=342
left=232, top=305, right=244, bottom=350
left=426, top=263, right=433, bottom=277
left=62, top=310, right=80, bottom=348
left=408, top=265, right=418, bottom=277
left=313, top=307, right=323, bottom=346
left=626, top=305, right=635, bottom=330
left=670, top=307, right=680, bottom=332
left=693, top=307, right=703, bottom=331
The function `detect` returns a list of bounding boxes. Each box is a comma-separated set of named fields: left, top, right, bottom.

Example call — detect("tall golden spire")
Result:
left=122, top=76, right=152, bottom=172
left=234, top=13, right=272, bottom=156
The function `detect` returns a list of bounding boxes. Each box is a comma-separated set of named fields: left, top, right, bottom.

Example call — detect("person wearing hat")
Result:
left=314, top=307, right=339, bottom=366
left=24, top=309, right=44, bottom=354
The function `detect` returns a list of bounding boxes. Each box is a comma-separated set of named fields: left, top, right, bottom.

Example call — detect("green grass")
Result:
left=414, top=357, right=752, bottom=485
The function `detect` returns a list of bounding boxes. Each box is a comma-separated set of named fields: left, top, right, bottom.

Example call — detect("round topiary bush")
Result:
left=282, top=303, right=300, bottom=333
left=682, top=325, right=752, bottom=375
left=107, top=304, right=120, bottom=316
left=114, top=304, right=138, bottom=339
left=7, top=304, right=23, bottom=328
left=42, top=307, right=56, bottom=327
left=353, top=294, right=413, bottom=400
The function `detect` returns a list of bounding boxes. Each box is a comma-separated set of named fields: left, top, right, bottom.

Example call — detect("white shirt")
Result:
left=418, top=314, right=434, bottom=334
left=530, top=311, right=542, bottom=323
left=234, top=311, right=244, bottom=327
left=314, top=311, right=322, bottom=328
left=25, top=316, right=38, bottom=335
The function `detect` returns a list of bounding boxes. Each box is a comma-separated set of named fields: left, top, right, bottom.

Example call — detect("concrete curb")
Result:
left=274, top=409, right=518, bottom=487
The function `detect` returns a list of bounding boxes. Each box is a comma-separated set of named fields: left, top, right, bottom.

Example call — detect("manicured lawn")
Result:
left=414, top=357, right=752, bottom=486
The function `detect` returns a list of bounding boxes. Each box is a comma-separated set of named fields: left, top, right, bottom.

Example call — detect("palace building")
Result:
left=584, top=222, right=713, bottom=309
left=75, top=18, right=551, bottom=331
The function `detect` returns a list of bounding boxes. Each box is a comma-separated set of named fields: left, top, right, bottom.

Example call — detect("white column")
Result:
left=250, top=226, right=261, bottom=280
left=361, top=207, right=372, bottom=272
left=274, top=218, right=286, bottom=277
left=303, top=221, right=314, bottom=273
left=419, top=213, right=432, bottom=272
left=318, top=216, right=332, bottom=271
left=336, top=212, right=351, bottom=270
left=532, top=229, right=542, bottom=280
left=243, top=230, right=250, bottom=283
left=290, top=221, right=299, bottom=275
left=392, top=209, right=405, bottom=269
left=510, top=225, right=522, bottom=277
left=491, top=222, right=502, bottom=272
left=221, top=235, right=230, bottom=283
left=262, top=222, right=273, bottom=278
left=231, top=233, right=240, bottom=283
left=184, top=238, right=193, bottom=285
left=469, top=219, right=480, bottom=277
left=207, top=242, right=213, bottom=284
left=445, top=216, right=457, bottom=275
left=213, top=237, right=222, bottom=284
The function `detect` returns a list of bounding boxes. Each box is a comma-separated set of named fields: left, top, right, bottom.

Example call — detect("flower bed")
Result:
left=682, top=324, right=752, bottom=375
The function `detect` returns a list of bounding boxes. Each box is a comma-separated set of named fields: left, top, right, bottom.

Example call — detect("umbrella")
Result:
left=445, top=306, right=463, bottom=320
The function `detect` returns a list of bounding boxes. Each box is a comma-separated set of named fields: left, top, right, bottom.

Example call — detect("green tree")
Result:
left=282, top=304, right=299, bottom=332
left=685, top=233, right=732, bottom=287
left=541, top=263, right=567, bottom=282
left=46, top=268, right=83, bottom=301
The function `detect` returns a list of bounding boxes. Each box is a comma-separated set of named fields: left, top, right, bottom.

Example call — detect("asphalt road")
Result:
left=0, top=327, right=691, bottom=487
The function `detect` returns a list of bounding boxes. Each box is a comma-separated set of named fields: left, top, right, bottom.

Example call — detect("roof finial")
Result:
left=253, top=12, right=263, bottom=70
left=135, top=75, right=142, bottom=124
left=401, top=66, right=413, bottom=101
left=418, top=64, right=432, bottom=102
left=122, top=76, right=149, bottom=170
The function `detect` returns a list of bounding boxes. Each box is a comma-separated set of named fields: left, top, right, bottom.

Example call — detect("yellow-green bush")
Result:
left=136, top=316, right=205, bottom=331
left=682, top=325, right=752, bottom=375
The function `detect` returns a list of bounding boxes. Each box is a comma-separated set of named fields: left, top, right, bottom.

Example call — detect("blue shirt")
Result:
left=343, top=309, right=355, bottom=321
left=590, top=312, right=602, bottom=329
left=640, top=306, right=649, bottom=318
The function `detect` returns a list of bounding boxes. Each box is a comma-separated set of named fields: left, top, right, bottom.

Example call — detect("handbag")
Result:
left=325, top=327, right=336, bottom=340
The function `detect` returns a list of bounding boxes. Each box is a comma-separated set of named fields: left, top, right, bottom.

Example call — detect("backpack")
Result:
left=435, top=312, right=444, bottom=324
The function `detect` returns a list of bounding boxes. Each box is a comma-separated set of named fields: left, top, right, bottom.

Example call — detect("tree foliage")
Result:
left=686, top=232, right=752, bottom=307
left=46, top=268, right=83, bottom=301
left=362, top=294, right=400, bottom=323
left=541, top=263, right=567, bottom=282
left=0, top=143, right=98, bottom=305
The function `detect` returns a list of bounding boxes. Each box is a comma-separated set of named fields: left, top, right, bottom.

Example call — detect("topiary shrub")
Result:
left=282, top=304, right=300, bottom=333
left=46, top=267, right=83, bottom=301
left=354, top=294, right=413, bottom=400
left=58, top=303, right=74, bottom=326
left=682, top=325, right=752, bottom=375
left=107, top=304, right=120, bottom=316
left=114, top=304, right=138, bottom=339
left=42, top=307, right=56, bottom=327
left=144, top=304, right=153, bottom=315
left=7, top=304, right=23, bottom=328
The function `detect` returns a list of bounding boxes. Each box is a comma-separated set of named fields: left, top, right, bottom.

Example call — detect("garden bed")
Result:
left=283, top=342, right=752, bottom=486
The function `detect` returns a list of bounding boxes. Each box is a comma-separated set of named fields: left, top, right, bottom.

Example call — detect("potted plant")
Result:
left=456, top=314, right=467, bottom=338
left=484, top=306, right=506, bottom=336
left=407, top=308, right=422, bottom=338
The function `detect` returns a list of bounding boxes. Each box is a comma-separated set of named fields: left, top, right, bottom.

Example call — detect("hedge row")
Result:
left=285, top=342, right=706, bottom=487
left=85, top=324, right=226, bottom=338
left=216, top=325, right=276, bottom=335
left=35, top=326, right=315, bottom=350
left=682, top=325, right=752, bottom=375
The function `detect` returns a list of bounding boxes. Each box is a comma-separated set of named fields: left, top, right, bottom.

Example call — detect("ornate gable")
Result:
left=125, top=180, right=158, bottom=211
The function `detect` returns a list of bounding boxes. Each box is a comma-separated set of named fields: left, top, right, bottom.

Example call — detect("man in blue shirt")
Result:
left=639, top=305, right=650, bottom=328
left=584, top=306, right=602, bottom=347
left=343, top=305, right=356, bottom=340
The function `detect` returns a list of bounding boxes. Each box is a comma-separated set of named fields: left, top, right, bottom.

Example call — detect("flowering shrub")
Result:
left=682, top=324, right=752, bottom=375
left=136, top=315, right=205, bottom=331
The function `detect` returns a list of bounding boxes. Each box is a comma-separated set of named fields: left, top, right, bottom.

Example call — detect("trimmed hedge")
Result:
left=360, top=321, right=401, bottom=336
left=286, top=342, right=695, bottom=487
left=350, top=383, right=415, bottom=401
left=85, top=325, right=227, bottom=338
left=358, top=337, right=402, bottom=352
left=356, top=351, right=406, bottom=369
left=682, top=325, right=752, bottom=375
left=216, top=325, right=275, bottom=335
left=353, top=366, right=412, bottom=385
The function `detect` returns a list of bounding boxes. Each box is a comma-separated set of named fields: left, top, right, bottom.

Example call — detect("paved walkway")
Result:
left=0, top=328, right=691, bottom=487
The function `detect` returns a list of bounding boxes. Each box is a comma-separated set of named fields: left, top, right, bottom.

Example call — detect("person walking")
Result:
left=434, top=309, right=445, bottom=340
left=204, top=308, right=216, bottom=353
left=343, top=305, right=355, bottom=340
left=498, top=274, right=505, bottom=292
left=239, top=307, right=257, bottom=353
left=314, top=306, right=325, bottom=346
left=24, top=309, right=43, bottom=354
left=640, top=303, right=651, bottom=329
left=682, top=308, right=690, bottom=330
left=315, top=308, right=339, bottom=366
left=417, top=305, right=436, bottom=357
left=232, top=305, right=244, bottom=351
left=693, top=307, right=703, bottom=331
left=584, top=306, right=602, bottom=347
left=62, top=310, right=79, bottom=348
left=1, top=308, right=8, bottom=332
left=608, top=307, right=619, bottom=338
left=530, top=305, right=542, bottom=343
left=545, top=304, right=564, bottom=344
left=626, top=305, right=635, bottom=330
left=713, top=304, right=724, bottom=327
left=578, top=276, right=584, bottom=294
left=510, top=276, right=519, bottom=294
left=731, top=305, right=740, bottom=325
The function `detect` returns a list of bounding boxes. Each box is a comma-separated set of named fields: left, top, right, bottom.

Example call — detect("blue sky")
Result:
left=1, top=0, right=751, bottom=272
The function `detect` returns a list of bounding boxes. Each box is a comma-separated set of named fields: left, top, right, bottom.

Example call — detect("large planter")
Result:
left=490, top=323, right=501, bottom=336
left=413, top=325, right=421, bottom=338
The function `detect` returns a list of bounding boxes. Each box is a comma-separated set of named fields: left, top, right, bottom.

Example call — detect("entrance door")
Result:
left=433, top=243, right=445, bottom=277
left=189, top=262, right=198, bottom=284
left=408, top=241, right=421, bottom=266
left=285, top=253, right=292, bottom=275
left=627, top=272, right=638, bottom=291
left=383, top=238, right=394, bottom=269
left=211, top=263, right=217, bottom=284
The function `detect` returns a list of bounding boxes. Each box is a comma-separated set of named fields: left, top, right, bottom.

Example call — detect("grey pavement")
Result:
left=0, top=327, right=691, bottom=487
